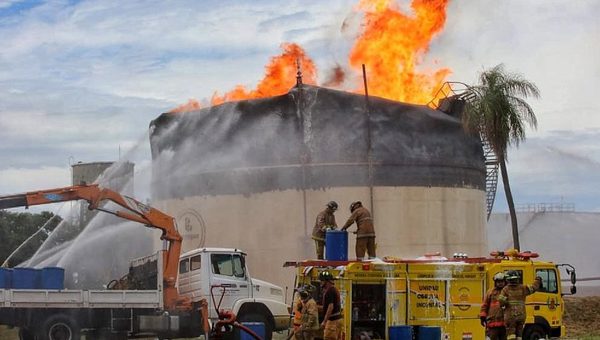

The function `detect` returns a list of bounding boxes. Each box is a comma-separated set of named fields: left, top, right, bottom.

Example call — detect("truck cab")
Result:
left=178, top=248, right=289, bottom=338
left=485, top=255, right=576, bottom=339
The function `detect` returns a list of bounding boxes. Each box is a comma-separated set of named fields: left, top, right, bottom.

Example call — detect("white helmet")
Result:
left=493, top=272, right=506, bottom=281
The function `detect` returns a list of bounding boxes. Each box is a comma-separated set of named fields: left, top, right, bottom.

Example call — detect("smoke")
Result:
left=322, top=64, right=347, bottom=88
left=22, top=133, right=156, bottom=289
left=545, top=146, right=600, bottom=168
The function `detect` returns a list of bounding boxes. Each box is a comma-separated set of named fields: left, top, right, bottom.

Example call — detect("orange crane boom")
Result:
left=0, top=184, right=186, bottom=311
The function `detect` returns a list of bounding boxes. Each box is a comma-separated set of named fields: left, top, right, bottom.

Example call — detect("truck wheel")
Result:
left=18, top=328, right=35, bottom=340
left=237, top=313, right=273, bottom=340
left=38, top=314, right=81, bottom=340
left=523, top=324, right=547, bottom=340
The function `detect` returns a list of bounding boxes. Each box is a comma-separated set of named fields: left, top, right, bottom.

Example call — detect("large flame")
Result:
left=211, top=43, right=317, bottom=106
left=169, top=0, right=450, bottom=112
left=349, top=0, right=451, bottom=104
left=169, top=99, right=202, bottom=114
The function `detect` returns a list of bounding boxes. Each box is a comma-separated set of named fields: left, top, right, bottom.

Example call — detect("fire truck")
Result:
left=286, top=250, right=576, bottom=340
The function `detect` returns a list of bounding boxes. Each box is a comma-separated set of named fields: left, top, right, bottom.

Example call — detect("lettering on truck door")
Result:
left=409, top=278, right=447, bottom=321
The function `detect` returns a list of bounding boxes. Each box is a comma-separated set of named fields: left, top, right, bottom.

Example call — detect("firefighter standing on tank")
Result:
left=480, top=272, right=508, bottom=340
left=499, top=270, right=542, bottom=340
left=311, top=201, right=338, bottom=260
left=341, top=201, right=376, bottom=260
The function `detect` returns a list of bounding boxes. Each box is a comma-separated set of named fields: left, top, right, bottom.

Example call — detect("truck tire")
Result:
left=38, top=314, right=81, bottom=340
left=236, top=313, right=273, bottom=340
left=18, top=328, right=35, bottom=340
left=523, top=324, right=547, bottom=340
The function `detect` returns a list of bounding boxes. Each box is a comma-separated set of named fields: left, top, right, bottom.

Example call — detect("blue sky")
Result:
left=0, top=0, right=599, bottom=212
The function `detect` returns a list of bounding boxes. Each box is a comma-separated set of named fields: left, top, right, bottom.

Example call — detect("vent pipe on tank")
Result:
left=362, top=64, right=375, bottom=218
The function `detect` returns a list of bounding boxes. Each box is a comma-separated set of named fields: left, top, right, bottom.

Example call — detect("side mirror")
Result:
left=570, top=271, right=577, bottom=285
left=570, top=286, right=577, bottom=295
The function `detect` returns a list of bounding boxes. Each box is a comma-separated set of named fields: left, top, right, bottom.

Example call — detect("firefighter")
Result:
left=296, top=286, right=319, bottom=340
left=480, top=272, right=507, bottom=340
left=319, top=271, right=342, bottom=340
left=498, top=270, right=542, bottom=340
left=340, top=201, right=376, bottom=260
left=311, top=201, right=338, bottom=259
left=292, top=289, right=303, bottom=339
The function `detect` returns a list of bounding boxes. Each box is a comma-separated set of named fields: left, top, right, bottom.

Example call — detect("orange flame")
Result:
left=169, top=0, right=451, bottom=111
left=349, top=0, right=451, bottom=104
left=168, top=98, right=202, bottom=114
left=211, top=43, right=317, bottom=106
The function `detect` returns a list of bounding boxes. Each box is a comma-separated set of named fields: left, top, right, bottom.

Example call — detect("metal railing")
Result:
left=516, top=202, right=575, bottom=213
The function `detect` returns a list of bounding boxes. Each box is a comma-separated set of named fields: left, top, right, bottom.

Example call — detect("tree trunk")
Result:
left=500, top=157, right=520, bottom=251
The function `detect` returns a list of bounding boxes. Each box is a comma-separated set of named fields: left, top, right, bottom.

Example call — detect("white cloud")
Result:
left=0, top=166, right=70, bottom=194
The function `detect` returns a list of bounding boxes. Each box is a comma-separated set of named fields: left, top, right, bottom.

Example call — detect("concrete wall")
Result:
left=156, top=186, right=486, bottom=291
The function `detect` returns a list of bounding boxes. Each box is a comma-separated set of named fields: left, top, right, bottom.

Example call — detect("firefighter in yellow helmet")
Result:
left=341, top=201, right=376, bottom=260
left=311, top=201, right=338, bottom=259
left=498, top=270, right=542, bottom=340
left=480, top=272, right=507, bottom=340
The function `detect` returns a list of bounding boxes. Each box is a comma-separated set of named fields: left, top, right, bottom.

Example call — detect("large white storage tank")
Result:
left=149, top=85, right=487, bottom=288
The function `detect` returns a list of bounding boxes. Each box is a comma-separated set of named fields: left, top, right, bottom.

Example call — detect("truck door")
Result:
left=337, top=278, right=352, bottom=340
left=178, top=254, right=203, bottom=298
left=386, top=278, right=407, bottom=327
left=530, top=267, right=562, bottom=329
left=209, top=253, right=251, bottom=316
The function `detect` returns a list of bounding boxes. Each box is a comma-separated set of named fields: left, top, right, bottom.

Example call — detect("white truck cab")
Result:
left=178, top=248, right=289, bottom=338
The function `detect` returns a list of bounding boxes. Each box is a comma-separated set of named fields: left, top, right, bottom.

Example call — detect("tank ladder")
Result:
left=428, top=82, right=499, bottom=220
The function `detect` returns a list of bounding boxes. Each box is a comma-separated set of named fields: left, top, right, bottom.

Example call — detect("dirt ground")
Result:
left=1, top=297, right=599, bottom=339
left=563, top=296, right=600, bottom=338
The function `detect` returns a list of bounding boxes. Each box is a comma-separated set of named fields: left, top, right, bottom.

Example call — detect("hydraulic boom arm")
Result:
left=0, top=184, right=185, bottom=310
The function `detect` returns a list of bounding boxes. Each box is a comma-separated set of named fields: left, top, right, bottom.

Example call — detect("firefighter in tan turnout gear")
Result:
left=499, top=270, right=542, bottom=340
left=311, top=201, right=338, bottom=259
left=295, top=286, right=319, bottom=340
left=480, top=272, right=507, bottom=340
left=341, top=201, right=376, bottom=259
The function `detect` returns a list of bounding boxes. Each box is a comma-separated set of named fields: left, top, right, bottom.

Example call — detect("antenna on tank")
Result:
left=362, top=64, right=375, bottom=218
left=296, top=58, right=303, bottom=87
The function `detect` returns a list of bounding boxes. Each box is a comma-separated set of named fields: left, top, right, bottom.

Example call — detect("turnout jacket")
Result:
left=480, top=287, right=505, bottom=328
left=498, top=277, right=542, bottom=322
left=341, top=206, right=375, bottom=238
left=311, top=209, right=337, bottom=241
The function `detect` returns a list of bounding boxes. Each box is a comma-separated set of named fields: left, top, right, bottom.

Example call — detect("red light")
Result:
left=362, top=263, right=370, bottom=271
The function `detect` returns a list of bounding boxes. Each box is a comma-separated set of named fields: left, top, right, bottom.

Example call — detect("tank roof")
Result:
left=149, top=85, right=485, bottom=199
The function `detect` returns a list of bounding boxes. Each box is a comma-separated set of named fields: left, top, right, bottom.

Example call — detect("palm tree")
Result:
left=462, top=64, right=540, bottom=251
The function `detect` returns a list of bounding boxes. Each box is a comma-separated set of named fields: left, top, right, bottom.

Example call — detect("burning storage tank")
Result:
left=149, top=85, right=486, bottom=288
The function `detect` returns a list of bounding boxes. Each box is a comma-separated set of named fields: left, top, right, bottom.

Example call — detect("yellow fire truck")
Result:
left=286, top=250, right=576, bottom=340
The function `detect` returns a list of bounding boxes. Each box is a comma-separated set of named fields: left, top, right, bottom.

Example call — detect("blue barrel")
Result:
left=240, top=322, right=265, bottom=340
left=325, top=230, right=348, bottom=261
left=417, top=326, right=442, bottom=340
left=41, top=267, right=65, bottom=290
left=389, top=325, right=413, bottom=340
left=13, top=268, right=40, bottom=289
left=0, top=268, right=12, bottom=289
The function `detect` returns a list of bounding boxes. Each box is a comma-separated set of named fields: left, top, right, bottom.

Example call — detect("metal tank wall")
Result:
left=149, top=85, right=486, bottom=289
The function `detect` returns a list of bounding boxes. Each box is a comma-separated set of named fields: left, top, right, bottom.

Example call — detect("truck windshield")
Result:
left=211, top=254, right=246, bottom=278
